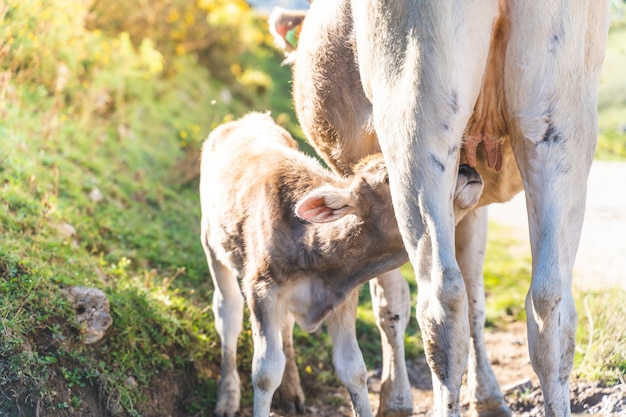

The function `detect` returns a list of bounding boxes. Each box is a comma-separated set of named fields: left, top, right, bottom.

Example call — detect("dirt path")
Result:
left=489, top=160, right=626, bottom=292
left=264, top=321, right=625, bottom=417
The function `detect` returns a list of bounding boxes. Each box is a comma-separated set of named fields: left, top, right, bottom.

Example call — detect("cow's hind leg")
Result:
left=369, top=270, right=413, bottom=417
left=456, top=207, right=510, bottom=417
left=327, top=288, right=374, bottom=417
left=203, top=245, right=244, bottom=417
left=276, top=313, right=306, bottom=414
left=505, top=3, right=610, bottom=416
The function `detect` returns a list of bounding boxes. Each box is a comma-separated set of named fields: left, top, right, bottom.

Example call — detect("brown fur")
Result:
left=200, top=112, right=407, bottom=326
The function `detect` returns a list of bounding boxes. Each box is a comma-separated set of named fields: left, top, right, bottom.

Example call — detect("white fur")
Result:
left=349, top=1, right=610, bottom=417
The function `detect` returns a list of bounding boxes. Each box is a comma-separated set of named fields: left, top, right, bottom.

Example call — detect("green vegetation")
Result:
left=1, top=1, right=625, bottom=416
left=597, top=26, right=626, bottom=159
left=0, top=0, right=303, bottom=414
left=575, top=290, right=626, bottom=382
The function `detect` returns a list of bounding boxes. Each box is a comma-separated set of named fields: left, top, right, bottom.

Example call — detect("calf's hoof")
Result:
left=214, top=374, right=240, bottom=417
left=376, top=405, right=413, bottom=417
left=470, top=399, right=512, bottom=417
left=214, top=400, right=238, bottom=417
left=213, top=406, right=237, bottom=417
left=377, top=386, right=412, bottom=417
left=273, top=387, right=305, bottom=414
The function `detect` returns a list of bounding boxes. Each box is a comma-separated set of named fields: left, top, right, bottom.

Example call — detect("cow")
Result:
left=270, top=1, right=611, bottom=417
left=200, top=112, right=484, bottom=417
left=271, top=5, right=522, bottom=416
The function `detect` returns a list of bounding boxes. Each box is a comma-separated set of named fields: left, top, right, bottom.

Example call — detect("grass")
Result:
left=596, top=25, right=626, bottom=159
left=575, top=290, right=626, bottom=382
left=0, top=1, right=303, bottom=414
left=0, top=3, right=625, bottom=416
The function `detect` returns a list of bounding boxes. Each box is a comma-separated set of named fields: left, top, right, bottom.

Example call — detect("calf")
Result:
left=200, top=113, right=483, bottom=417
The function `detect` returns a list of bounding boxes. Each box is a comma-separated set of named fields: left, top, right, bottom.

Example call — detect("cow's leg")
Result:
left=368, top=269, right=413, bottom=417
left=327, top=288, right=374, bottom=417
left=276, top=313, right=306, bottom=414
left=352, top=2, right=497, bottom=415
left=456, top=207, right=510, bottom=417
left=505, top=3, right=610, bottom=416
left=248, top=288, right=287, bottom=417
left=204, top=246, right=244, bottom=417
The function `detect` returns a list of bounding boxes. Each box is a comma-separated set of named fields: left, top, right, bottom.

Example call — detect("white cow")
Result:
left=272, top=1, right=611, bottom=417
left=271, top=4, right=522, bottom=416
left=200, top=113, right=483, bottom=417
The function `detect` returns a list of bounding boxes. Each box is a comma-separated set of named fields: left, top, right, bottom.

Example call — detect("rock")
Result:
left=88, top=188, right=104, bottom=203
left=124, top=376, right=138, bottom=390
left=55, top=223, right=76, bottom=238
left=503, top=377, right=533, bottom=395
left=64, top=286, right=112, bottom=344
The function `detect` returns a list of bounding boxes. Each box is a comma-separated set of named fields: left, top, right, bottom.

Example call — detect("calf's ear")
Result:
left=295, top=187, right=356, bottom=223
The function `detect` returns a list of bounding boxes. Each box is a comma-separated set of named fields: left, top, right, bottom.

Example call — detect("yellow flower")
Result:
left=197, top=0, right=213, bottom=11
left=167, top=8, right=180, bottom=23
left=230, top=63, right=241, bottom=76
left=305, top=365, right=313, bottom=374
left=184, top=11, right=196, bottom=26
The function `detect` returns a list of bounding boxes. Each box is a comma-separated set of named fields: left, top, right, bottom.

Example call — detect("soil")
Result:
left=234, top=321, right=625, bottom=417
left=5, top=321, right=623, bottom=417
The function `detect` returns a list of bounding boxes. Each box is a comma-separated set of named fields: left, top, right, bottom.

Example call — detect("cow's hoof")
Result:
left=470, top=399, right=512, bottom=417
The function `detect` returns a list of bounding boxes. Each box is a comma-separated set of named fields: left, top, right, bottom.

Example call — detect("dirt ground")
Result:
left=252, top=321, right=625, bottom=417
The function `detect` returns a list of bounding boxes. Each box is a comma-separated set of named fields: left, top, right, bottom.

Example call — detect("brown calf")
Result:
left=200, top=113, right=483, bottom=417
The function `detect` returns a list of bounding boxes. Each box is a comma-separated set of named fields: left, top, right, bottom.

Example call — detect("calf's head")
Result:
left=295, top=155, right=484, bottom=236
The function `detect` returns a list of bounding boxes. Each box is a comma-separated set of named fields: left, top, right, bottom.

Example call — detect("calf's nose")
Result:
left=458, top=164, right=482, bottom=184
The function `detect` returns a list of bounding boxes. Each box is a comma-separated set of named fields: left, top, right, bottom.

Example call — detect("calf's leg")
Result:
left=247, top=288, right=287, bottom=417
left=369, top=270, right=413, bottom=417
left=327, top=288, right=374, bottom=417
left=276, top=313, right=306, bottom=413
left=203, top=246, right=244, bottom=417
left=456, top=207, right=510, bottom=417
